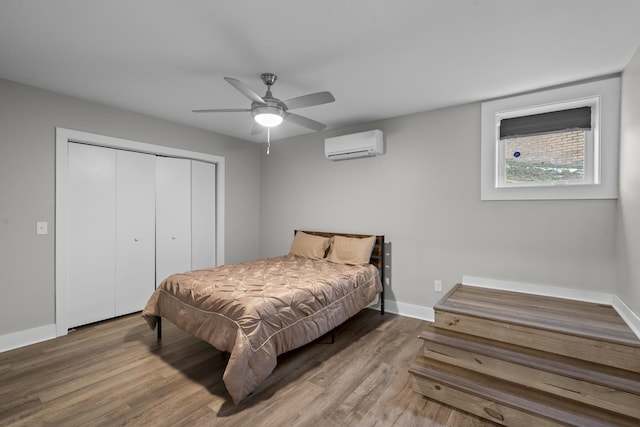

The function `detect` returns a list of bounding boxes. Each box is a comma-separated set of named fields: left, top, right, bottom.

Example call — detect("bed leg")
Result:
left=156, top=317, right=162, bottom=341
left=380, top=265, right=385, bottom=316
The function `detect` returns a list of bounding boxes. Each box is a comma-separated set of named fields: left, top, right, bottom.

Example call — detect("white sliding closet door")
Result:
left=56, top=127, right=224, bottom=336
left=115, top=150, right=156, bottom=315
left=191, top=160, right=216, bottom=270
left=67, top=143, right=116, bottom=327
left=156, top=157, right=192, bottom=285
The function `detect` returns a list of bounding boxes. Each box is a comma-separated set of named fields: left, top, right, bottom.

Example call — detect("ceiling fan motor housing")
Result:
left=252, top=74, right=286, bottom=126
left=252, top=98, right=285, bottom=127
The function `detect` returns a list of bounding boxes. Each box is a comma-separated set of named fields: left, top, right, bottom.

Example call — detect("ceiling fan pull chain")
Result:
left=266, top=127, right=271, bottom=155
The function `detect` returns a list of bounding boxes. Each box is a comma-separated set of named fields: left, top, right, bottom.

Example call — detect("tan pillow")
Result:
left=327, top=235, right=376, bottom=265
left=289, top=231, right=331, bottom=260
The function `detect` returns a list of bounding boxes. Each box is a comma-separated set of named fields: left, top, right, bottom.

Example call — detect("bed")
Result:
left=142, top=230, right=385, bottom=404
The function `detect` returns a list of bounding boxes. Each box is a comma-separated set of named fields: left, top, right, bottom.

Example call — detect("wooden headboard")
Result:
left=296, top=230, right=385, bottom=314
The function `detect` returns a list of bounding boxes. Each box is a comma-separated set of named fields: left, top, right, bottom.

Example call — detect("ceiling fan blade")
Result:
left=192, top=108, right=251, bottom=113
left=283, top=91, right=335, bottom=110
left=285, top=112, right=327, bottom=131
left=224, top=77, right=265, bottom=104
left=251, top=122, right=265, bottom=135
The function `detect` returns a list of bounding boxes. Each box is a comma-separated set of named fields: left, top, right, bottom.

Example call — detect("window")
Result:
left=498, top=102, right=595, bottom=188
left=481, top=78, right=620, bottom=200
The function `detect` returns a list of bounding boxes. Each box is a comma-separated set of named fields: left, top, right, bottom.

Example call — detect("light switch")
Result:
left=36, top=221, right=48, bottom=235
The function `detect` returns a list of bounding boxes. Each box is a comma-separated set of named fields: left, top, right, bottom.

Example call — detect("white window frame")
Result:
left=481, top=77, right=620, bottom=200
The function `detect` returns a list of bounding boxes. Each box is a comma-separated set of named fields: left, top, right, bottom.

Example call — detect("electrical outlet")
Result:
left=434, top=280, right=442, bottom=292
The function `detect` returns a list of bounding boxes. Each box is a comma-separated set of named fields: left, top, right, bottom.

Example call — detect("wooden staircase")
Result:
left=409, top=284, right=640, bottom=426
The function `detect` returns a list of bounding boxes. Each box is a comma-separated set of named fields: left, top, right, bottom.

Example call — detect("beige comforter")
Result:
left=142, top=255, right=382, bottom=404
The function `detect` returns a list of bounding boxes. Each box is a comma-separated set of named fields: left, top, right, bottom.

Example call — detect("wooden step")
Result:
left=419, top=325, right=640, bottom=419
left=409, top=356, right=640, bottom=427
left=434, top=284, right=640, bottom=372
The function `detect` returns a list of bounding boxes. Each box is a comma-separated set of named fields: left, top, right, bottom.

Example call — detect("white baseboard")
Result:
left=613, top=295, right=640, bottom=339
left=462, top=275, right=640, bottom=340
left=0, top=323, right=57, bottom=353
left=381, top=300, right=434, bottom=322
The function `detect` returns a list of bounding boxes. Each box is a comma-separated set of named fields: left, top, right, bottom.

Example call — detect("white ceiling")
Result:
left=2, top=1, right=640, bottom=143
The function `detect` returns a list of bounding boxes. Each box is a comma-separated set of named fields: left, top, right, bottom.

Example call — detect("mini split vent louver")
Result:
left=324, top=129, right=384, bottom=161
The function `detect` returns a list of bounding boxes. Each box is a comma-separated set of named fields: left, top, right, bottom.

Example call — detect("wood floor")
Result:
left=0, top=310, right=495, bottom=426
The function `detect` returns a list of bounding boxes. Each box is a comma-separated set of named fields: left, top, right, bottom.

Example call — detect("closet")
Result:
left=67, top=143, right=216, bottom=328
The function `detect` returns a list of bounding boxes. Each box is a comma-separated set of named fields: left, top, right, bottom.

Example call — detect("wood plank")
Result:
left=419, top=326, right=640, bottom=418
left=434, top=310, right=640, bottom=373
left=411, top=373, right=562, bottom=427
left=410, top=356, right=640, bottom=427
left=436, top=284, right=640, bottom=346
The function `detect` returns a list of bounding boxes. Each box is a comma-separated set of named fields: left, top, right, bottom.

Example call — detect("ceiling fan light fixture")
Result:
left=253, top=106, right=284, bottom=127
left=254, top=112, right=284, bottom=127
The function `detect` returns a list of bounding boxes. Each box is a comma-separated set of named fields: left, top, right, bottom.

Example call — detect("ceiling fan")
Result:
left=193, top=73, right=335, bottom=135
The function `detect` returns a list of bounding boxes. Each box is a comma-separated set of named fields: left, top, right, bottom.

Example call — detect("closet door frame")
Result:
left=55, top=127, right=225, bottom=337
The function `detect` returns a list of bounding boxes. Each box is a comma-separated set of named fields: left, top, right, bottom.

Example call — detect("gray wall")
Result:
left=0, top=78, right=262, bottom=335
left=259, top=103, right=618, bottom=312
left=617, top=46, right=640, bottom=314
left=3, top=54, right=638, bottom=338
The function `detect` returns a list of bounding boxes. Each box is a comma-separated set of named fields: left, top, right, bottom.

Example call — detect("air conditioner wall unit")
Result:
left=324, top=129, right=384, bottom=161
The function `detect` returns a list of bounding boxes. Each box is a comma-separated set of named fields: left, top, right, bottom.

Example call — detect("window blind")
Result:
left=499, top=106, right=592, bottom=139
